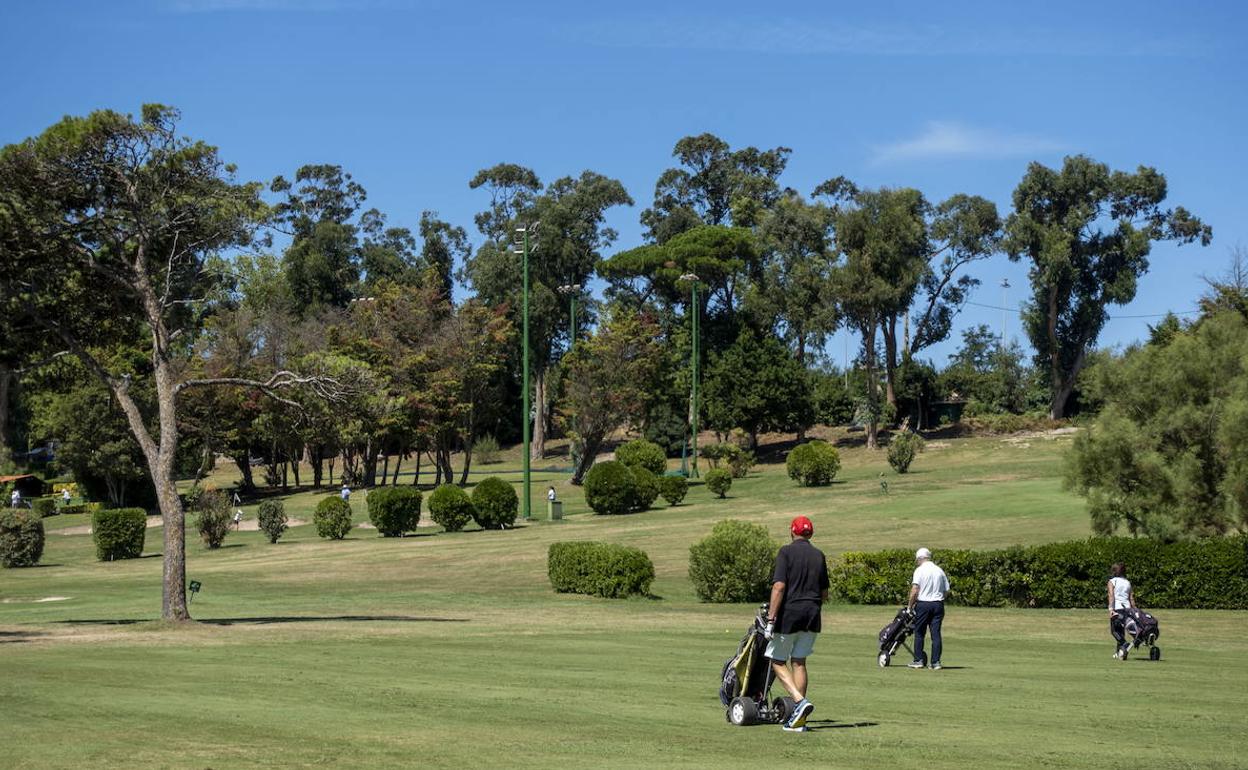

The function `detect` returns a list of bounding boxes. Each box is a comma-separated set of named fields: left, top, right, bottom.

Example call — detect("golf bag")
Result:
left=877, top=607, right=915, bottom=667
left=719, top=604, right=797, bottom=726
left=1121, top=608, right=1162, bottom=660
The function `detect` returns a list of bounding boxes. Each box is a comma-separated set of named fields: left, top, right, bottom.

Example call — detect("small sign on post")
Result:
left=188, top=580, right=202, bottom=603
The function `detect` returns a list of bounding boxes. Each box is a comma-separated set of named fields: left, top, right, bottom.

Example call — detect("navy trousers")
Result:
left=913, top=600, right=945, bottom=665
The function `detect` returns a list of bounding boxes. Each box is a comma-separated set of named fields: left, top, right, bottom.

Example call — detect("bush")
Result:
left=786, top=440, right=841, bottom=487
left=314, top=496, right=353, bottom=540
left=615, top=439, right=667, bottom=475
left=0, top=509, right=45, bottom=567
left=470, top=477, right=518, bottom=530
left=688, top=520, right=778, bottom=602
left=583, top=461, right=639, bottom=515
left=659, top=475, right=688, bottom=506
left=428, top=484, right=475, bottom=532
left=830, top=536, right=1248, bottom=609
left=60, top=503, right=91, bottom=516
left=702, top=443, right=754, bottom=478
left=704, top=468, right=732, bottom=498
left=548, top=541, right=655, bottom=598
left=92, top=507, right=147, bottom=561
left=630, top=467, right=660, bottom=511
left=367, top=487, right=423, bottom=537
left=887, top=432, right=926, bottom=474
left=257, top=499, right=288, bottom=544
left=32, top=497, right=57, bottom=518
left=473, top=435, right=502, bottom=465
left=194, top=489, right=232, bottom=549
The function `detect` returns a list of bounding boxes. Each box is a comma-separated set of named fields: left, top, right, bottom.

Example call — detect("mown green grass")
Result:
left=3, top=433, right=1245, bottom=769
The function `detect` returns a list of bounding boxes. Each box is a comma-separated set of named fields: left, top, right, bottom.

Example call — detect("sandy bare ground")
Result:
left=236, top=517, right=307, bottom=532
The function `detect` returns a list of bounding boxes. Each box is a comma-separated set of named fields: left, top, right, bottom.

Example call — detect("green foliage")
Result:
left=367, top=487, right=423, bottom=537
left=688, top=520, right=778, bottom=602
left=700, top=443, right=755, bottom=478
left=547, top=541, right=655, bottom=598
left=614, top=439, right=667, bottom=475
left=428, top=484, right=474, bottom=532
left=629, top=467, right=660, bottom=511
left=31, top=497, right=57, bottom=518
left=59, top=503, right=92, bottom=516
left=1004, top=155, right=1211, bottom=418
left=811, top=369, right=855, bottom=426
left=194, top=489, right=232, bottom=549
left=938, top=325, right=1034, bottom=415
left=583, top=461, right=639, bottom=516
left=0, top=509, right=45, bottom=567
left=786, top=440, right=841, bottom=486
left=313, top=496, right=353, bottom=540
left=92, top=508, right=147, bottom=561
left=887, top=432, right=926, bottom=474
left=704, top=468, right=733, bottom=498
left=470, top=477, right=518, bottom=530
left=831, top=537, right=1248, bottom=609
left=1067, top=312, right=1248, bottom=538
left=473, top=435, right=502, bottom=465
left=703, top=329, right=813, bottom=446
left=659, top=475, right=688, bottom=506
left=257, top=500, right=288, bottom=544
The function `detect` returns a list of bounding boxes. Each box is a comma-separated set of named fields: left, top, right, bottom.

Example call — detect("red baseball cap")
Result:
left=790, top=516, right=814, bottom=537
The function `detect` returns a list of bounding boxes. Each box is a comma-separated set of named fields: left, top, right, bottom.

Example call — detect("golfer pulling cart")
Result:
left=719, top=604, right=797, bottom=726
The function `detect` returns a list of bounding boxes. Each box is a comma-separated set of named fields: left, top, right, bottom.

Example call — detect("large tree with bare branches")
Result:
left=0, top=105, right=338, bottom=620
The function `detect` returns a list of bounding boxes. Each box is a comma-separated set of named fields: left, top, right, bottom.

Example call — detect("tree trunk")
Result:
left=0, top=365, right=11, bottom=450
left=392, top=453, right=402, bottom=485
left=328, top=455, right=336, bottom=486
left=1048, top=284, right=1064, bottom=419
left=233, top=455, right=256, bottom=491
left=531, top=368, right=547, bottom=460
left=882, top=315, right=898, bottom=408
left=459, top=444, right=473, bottom=486
left=412, top=451, right=421, bottom=487
left=291, top=454, right=300, bottom=487
left=381, top=454, right=390, bottom=487
left=571, top=436, right=603, bottom=484
left=310, top=445, right=323, bottom=488
left=864, top=318, right=879, bottom=450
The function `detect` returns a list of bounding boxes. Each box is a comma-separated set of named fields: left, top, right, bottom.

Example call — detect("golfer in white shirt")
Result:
left=906, top=547, right=950, bottom=670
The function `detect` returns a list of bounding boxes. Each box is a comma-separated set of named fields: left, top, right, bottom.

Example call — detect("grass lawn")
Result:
left=2, top=432, right=1246, bottom=769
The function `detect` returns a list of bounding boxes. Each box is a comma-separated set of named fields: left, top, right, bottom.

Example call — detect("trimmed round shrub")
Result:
left=194, top=489, right=232, bottom=549
left=630, top=467, right=660, bottom=511
left=615, top=438, right=667, bottom=475
left=705, top=468, right=733, bottom=498
left=471, top=477, right=518, bottom=530
left=887, top=432, right=926, bottom=474
left=688, top=520, right=779, bottom=602
left=367, top=486, right=423, bottom=537
left=92, top=507, right=147, bottom=561
left=0, top=508, right=45, bottom=567
left=659, top=475, right=688, bottom=506
left=314, top=496, right=353, bottom=540
left=583, top=461, right=639, bottom=516
left=548, top=541, right=655, bottom=598
left=32, top=497, right=57, bottom=518
left=786, top=440, right=841, bottom=487
left=428, top=484, right=475, bottom=532
left=257, top=499, right=288, bottom=544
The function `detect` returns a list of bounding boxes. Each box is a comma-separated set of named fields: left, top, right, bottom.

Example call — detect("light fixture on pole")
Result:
left=679, top=272, right=701, bottom=478
left=513, top=223, right=538, bottom=520
left=557, top=283, right=582, bottom=345
left=1000, top=277, right=1011, bottom=349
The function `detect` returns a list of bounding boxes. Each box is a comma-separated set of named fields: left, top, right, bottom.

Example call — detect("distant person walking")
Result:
left=764, top=515, right=830, bottom=733
left=233, top=509, right=244, bottom=530
left=61, top=488, right=72, bottom=505
left=547, top=486, right=557, bottom=502
left=907, top=547, right=950, bottom=670
left=1108, top=563, right=1137, bottom=660
left=340, top=484, right=351, bottom=503
left=10, top=489, right=20, bottom=508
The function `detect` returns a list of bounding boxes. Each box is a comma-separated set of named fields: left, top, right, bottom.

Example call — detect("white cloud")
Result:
left=870, top=121, right=1066, bottom=164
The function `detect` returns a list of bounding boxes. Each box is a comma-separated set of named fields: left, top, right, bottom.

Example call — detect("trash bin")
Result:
left=547, top=500, right=563, bottom=521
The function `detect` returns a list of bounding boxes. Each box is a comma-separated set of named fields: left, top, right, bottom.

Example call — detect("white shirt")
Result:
left=1109, top=577, right=1132, bottom=610
left=340, top=488, right=350, bottom=500
left=10, top=491, right=19, bottom=505
left=547, top=489, right=557, bottom=501
left=912, top=560, right=949, bottom=602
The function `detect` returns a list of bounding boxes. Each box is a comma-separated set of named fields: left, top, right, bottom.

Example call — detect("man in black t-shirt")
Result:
left=765, top=515, right=829, bottom=733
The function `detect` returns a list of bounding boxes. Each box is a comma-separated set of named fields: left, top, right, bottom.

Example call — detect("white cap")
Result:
left=915, top=547, right=932, bottom=560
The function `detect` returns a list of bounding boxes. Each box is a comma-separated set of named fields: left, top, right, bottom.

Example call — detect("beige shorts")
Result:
left=765, top=631, right=818, bottom=661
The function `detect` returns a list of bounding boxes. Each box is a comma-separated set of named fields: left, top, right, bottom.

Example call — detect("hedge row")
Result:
left=92, top=508, right=147, bottom=561
left=547, top=541, right=654, bottom=598
left=1, top=509, right=45, bottom=567
left=831, top=536, right=1248, bottom=609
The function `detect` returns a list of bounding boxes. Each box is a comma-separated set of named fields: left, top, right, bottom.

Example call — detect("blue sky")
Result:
left=3, top=0, right=1245, bottom=365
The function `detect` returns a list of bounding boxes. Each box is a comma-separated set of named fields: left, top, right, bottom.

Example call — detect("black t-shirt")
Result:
left=772, top=538, right=830, bottom=634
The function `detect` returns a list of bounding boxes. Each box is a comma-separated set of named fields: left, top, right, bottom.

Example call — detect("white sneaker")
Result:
left=907, top=661, right=925, bottom=669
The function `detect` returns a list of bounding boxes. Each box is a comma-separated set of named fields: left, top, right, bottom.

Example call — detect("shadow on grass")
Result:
left=805, top=719, right=880, bottom=730
left=54, top=615, right=469, bottom=626
left=0, top=630, right=47, bottom=643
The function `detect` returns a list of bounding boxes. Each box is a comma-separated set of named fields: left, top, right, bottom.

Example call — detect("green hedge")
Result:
left=1, top=509, right=45, bottom=567
left=688, top=520, right=778, bottom=603
left=428, top=484, right=474, bottom=532
left=547, top=541, right=655, bottom=598
left=314, top=496, right=353, bottom=540
left=367, top=487, right=422, bottom=536
left=32, top=497, right=57, bottom=518
left=615, top=439, right=667, bottom=475
left=831, top=536, right=1248, bottom=609
left=786, top=440, right=841, bottom=486
left=659, top=475, right=688, bottom=506
left=470, top=477, right=517, bottom=530
left=704, top=468, right=732, bottom=498
left=60, top=503, right=92, bottom=516
left=258, top=499, right=288, bottom=544
left=584, top=461, right=638, bottom=515
left=92, top=508, right=147, bottom=561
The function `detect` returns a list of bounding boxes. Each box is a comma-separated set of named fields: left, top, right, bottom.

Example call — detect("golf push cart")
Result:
left=1120, top=607, right=1162, bottom=661
left=877, top=606, right=916, bottom=667
left=719, top=604, right=797, bottom=726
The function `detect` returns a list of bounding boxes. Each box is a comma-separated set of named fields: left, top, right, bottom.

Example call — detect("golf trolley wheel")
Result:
left=727, top=696, right=759, bottom=726
left=1150, top=646, right=1161, bottom=661
left=878, top=652, right=890, bottom=668
left=772, top=696, right=796, bottom=724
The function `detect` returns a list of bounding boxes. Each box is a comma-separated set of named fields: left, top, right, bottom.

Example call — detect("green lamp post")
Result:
left=679, top=272, right=702, bottom=478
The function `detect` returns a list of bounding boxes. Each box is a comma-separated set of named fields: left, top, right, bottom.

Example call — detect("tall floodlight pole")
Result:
left=680, top=273, right=701, bottom=478
left=515, top=225, right=533, bottom=519
left=558, top=283, right=581, bottom=346
left=1000, top=277, right=1010, bottom=350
